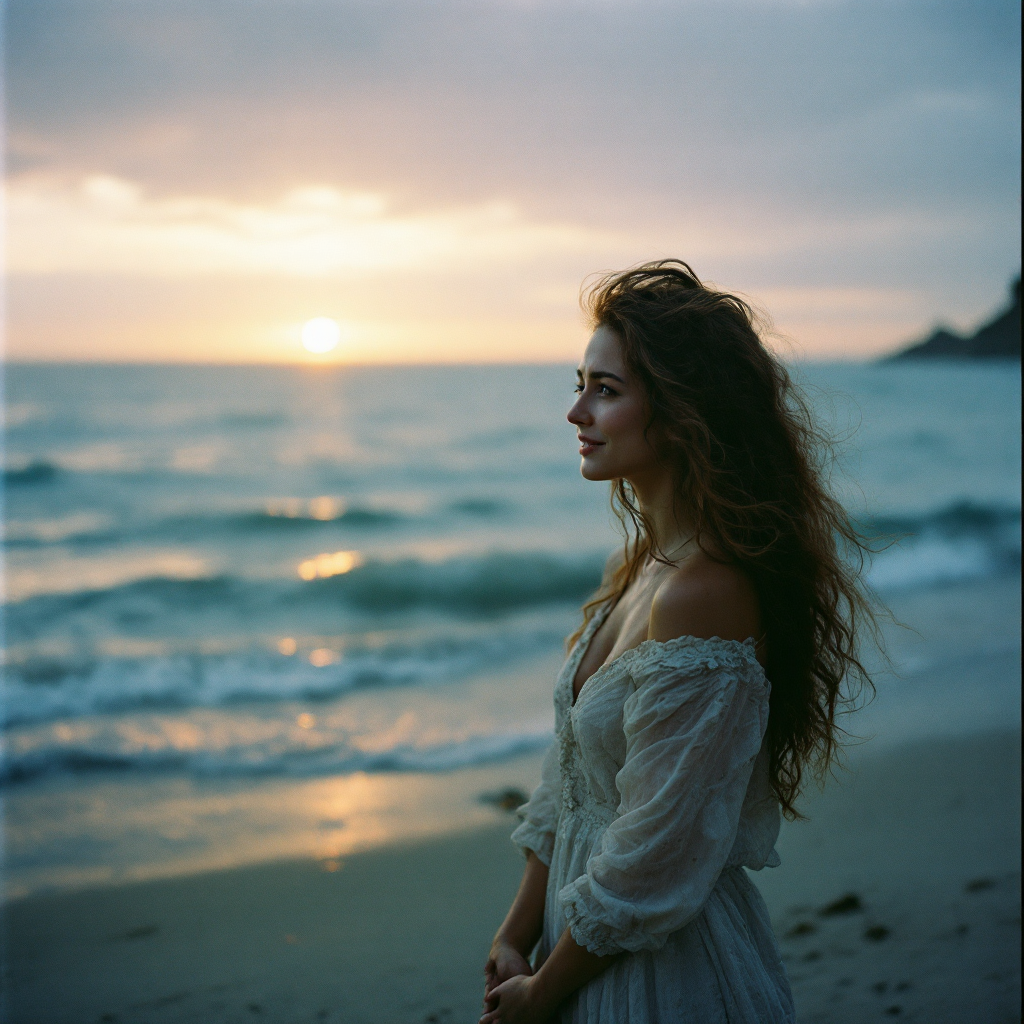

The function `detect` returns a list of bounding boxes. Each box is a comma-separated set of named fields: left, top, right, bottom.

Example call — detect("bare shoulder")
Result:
left=648, top=551, right=761, bottom=644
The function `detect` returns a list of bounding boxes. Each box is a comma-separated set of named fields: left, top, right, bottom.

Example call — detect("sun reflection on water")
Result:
left=297, top=550, right=362, bottom=580
left=308, top=649, right=339, bottom=667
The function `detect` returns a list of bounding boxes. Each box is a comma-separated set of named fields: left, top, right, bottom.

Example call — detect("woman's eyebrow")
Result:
left=584, top=369, right=626, bottom=384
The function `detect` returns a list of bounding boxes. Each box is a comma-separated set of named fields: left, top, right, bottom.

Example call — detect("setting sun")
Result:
left=301, top=317, right=342, bottom=353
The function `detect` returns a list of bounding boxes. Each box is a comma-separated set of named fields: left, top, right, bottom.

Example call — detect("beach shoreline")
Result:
left=5, top=572, right=1019, bottom=907
left=4, top=726, right=1019, bottom=1024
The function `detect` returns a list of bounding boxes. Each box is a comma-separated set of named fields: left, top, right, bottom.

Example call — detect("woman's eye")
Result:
left=573, top=384, right=584, bottom=393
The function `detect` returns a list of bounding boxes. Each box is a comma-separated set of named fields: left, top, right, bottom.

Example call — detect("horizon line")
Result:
left=1, top=354, right=894, bottom=370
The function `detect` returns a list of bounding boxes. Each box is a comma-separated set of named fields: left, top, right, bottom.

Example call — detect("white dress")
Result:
left=511, top=606, right=795, bottom=1023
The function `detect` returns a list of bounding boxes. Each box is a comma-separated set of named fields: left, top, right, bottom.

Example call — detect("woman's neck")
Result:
left=628, top=468, right=696, bottom=563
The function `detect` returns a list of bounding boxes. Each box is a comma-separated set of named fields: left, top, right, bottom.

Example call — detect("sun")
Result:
left=301, top=317, right=342, bottom=354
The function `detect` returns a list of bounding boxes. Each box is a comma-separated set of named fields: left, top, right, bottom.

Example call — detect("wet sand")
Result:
left=762, top=728, right=1021, bottom=1023
left=4, top=728, right=1019, bottom=1024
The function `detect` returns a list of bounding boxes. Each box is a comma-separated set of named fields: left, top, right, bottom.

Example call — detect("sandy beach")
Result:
left=4, top=725, right=1019, bottom=1024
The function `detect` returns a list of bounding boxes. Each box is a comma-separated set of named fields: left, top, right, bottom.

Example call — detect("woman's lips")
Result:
left=578, top=436, right=605, bottom=457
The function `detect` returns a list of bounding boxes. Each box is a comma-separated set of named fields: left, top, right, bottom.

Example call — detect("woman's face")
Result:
left=567, top=326, right=660, bottom=482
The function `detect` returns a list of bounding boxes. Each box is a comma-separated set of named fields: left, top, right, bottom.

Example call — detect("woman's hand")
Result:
left=484, top=940, right=533, bottom=1000
left=479, top=974, right=552, bottom=1024
left=483, top=852, right=549, bottom=1020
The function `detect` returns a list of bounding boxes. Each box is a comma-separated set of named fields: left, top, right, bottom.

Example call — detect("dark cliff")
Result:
left=887, top=277, right=1021, bottom=361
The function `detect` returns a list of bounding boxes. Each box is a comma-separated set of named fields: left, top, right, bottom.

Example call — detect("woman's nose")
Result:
left=567, top=395, right=589, bottom=426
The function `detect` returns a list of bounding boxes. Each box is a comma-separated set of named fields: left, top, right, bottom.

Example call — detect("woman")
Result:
left=480, top=261, right=875, bottom=1023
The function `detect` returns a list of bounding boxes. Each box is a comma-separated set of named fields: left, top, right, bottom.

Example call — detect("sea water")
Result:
left=2, top=362, right=1020, bottom=895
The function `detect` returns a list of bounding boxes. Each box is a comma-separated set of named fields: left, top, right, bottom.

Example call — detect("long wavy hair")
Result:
left=570, top=260, right=879, bottom=818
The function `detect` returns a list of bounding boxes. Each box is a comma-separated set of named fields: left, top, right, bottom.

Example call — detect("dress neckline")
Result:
left=567, top=602, right=759, bottom=711
left=568, top=603, right=613, bottom=709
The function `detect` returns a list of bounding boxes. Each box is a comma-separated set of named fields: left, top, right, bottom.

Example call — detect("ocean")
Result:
left=2, top=361, right=1020, bottom=896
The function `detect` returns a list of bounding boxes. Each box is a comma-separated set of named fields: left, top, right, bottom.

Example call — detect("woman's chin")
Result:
left=579, top=458, right=615, bottom=481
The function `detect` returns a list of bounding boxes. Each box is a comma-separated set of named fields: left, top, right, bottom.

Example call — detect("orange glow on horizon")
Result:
left=5, top=173, right=969, bottom=364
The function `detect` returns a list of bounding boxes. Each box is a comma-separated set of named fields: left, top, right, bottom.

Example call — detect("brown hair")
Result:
left=572, top=259, right=879, bottom=818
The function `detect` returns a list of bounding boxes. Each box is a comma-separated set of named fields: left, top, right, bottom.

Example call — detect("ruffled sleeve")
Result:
left=558, top=639, right=770, bottom=955
left=510, top=739, right=562, bottom=866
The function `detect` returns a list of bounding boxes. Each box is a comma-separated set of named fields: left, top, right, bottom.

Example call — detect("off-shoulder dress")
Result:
left=511, top=605, right=795, bottom=1023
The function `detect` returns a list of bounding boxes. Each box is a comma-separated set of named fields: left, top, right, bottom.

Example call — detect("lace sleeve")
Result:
left=510, top=739, right=562, bottom=866
left=558, top=638, right=770, bottom=955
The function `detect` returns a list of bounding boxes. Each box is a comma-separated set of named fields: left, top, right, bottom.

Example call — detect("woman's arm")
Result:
left=484, top=852, right=549, bottom=999
left=481, top=924, right=613, bottom=1023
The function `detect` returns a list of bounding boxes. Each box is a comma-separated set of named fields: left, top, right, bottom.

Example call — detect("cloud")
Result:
left=8, top=0, right=1019, bottom=219
left=7, top=175, right=619, bottom=277
left=3, top=0, right=1020, bottom=360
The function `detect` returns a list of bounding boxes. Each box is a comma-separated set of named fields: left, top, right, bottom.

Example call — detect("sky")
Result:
left=4, top=0, right=1021, bottom=363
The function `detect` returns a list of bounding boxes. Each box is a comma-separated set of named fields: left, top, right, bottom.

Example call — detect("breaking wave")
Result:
left=864, top=501, right=1020, bottom=592
left=5, top=551, right=606, bottom=640
left=1, top=628, right=567, bottom=729
left=0, top=726, right=555, bottom=786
